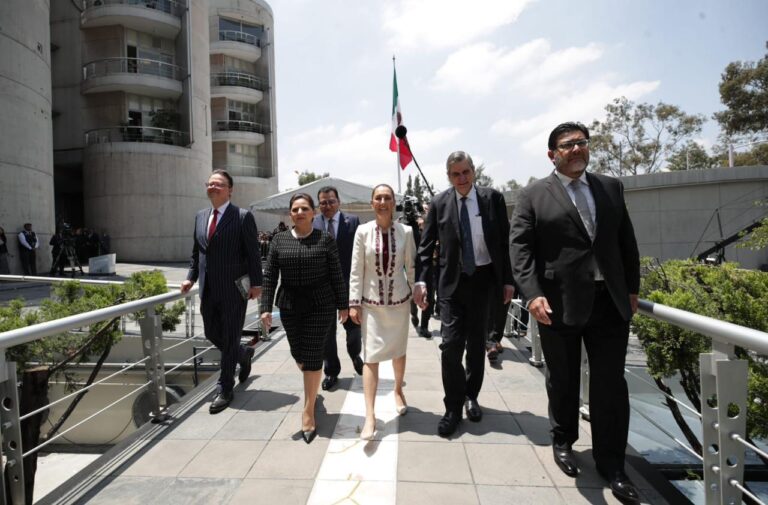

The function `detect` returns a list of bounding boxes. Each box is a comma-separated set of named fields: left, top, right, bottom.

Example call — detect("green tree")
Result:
left=714, top=42, right=768, bottom=136
left=504, top=179, right=522, bottom=191
left=297, top=170, right=329, bottom=186
left=712, top=141, right=768, bottom=167
left=635, top=259, right=768, bottom=458
left=589, top=96, right=706, bottom=176
left=474, top=164, right=494, bottom=187
left=666, top=141, right=714, bottom=171
left=526, top=176, right=538, bottom=186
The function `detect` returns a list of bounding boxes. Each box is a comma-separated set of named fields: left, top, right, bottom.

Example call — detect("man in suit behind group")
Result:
left=414, top=151, right=514, bottom=437
left=313, top=186, right=363, bottom=390
left=181, top=169, right=263, bottom=414
left=510, top=122, right=641, bottom=504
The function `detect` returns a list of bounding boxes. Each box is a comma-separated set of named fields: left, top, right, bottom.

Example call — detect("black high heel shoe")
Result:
left=302, top=429, right=317, bottom=444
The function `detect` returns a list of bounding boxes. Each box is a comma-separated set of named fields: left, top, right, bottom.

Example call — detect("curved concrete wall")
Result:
left=82, top=0, right=212, bottom=262
left=0, top=0, right=55, bottom=273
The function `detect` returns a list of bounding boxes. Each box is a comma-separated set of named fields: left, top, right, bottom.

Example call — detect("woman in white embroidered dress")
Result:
left=349, top=184, right=416, bottom=440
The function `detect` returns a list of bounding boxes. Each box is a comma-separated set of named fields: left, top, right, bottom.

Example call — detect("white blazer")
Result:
left=349, top=221, right=415, bottom=307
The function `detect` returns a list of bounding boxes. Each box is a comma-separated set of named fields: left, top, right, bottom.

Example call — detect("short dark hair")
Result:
left=547, top=122, right=589, bottom=150
left=211, top=169, right=233, bottom=187
left=289, top=192, right=315, bottom=210
left=371, top=183, right=395, bottom=200
left=445, top=151, right=475, bottom=172
left=317, top=186, right=339, bottom=200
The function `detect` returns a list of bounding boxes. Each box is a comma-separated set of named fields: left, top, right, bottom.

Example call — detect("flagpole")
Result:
left=393, top=55, right=402, bottom=194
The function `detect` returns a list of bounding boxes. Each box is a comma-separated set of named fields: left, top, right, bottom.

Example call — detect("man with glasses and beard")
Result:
left=510, top=122, right=641, bottom=504
left=313, top=186, right=363, bottom=390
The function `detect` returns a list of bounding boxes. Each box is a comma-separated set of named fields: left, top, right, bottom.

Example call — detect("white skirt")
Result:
left=361, top=303, right=409, bottom=363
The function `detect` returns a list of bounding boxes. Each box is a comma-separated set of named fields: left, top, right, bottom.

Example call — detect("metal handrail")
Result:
left=82, top=57, right=185, bottom=81
left=82, top=0, right=185, bottom=17
left=638, top=299, right=768, bottom=354
left=85, top=126, right=190, bottom=146
left=0, top=288, right=196, bottom=349
left=218, top=30, right=261, bottom=47
left=215, top=119, right=269, bottom=135
left=210, top=71, right=265, bottom=91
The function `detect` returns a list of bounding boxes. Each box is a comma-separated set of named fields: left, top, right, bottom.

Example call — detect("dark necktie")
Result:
left=208, top=209, right=219, bottom=241
left=460, top=197, right=476, bottom=276
left=327, top=218, right=335, bottom=239
left=570, top=179, right=595, bottom=240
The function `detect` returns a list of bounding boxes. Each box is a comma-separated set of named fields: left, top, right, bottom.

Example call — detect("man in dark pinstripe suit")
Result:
left=181, top=170, right=263, bottom=414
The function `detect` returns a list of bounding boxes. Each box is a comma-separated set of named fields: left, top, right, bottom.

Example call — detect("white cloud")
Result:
left=490, top=79, right=661, bottom=154
left=383, top=0, right=535, bottom=50
left=432, top=39, right=604, bottom=97
left=279, top=123, right=462, bottom=190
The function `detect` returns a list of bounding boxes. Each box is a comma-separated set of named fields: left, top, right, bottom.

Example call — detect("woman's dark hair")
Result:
left=371, top=183, right=395, bottom=200
left=289, top=192, right=315, bottom=210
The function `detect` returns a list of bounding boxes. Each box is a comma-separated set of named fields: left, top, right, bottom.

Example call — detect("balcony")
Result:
left=216, top=165, right=272, bottom=178
left=81, top=0, right=184, bottom=39
left=82, top=58, right=184, bottom=99
left=212, top=120, right=267, bottom=146
left=210, top=30, right=262, bottom=62
left=210, top=72, right=265, bottom=104
left=85, top=126, right=190, bottom=147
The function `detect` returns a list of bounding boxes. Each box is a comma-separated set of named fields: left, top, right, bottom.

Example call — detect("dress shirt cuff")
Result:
left=414, top=281, right=427, bottom=287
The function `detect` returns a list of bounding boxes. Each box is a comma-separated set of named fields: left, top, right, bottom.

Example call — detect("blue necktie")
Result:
left=460, top=197, right=476, bottom=276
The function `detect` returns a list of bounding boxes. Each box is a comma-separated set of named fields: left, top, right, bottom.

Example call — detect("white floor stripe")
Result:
left=307, top=362, right=400, bottom=504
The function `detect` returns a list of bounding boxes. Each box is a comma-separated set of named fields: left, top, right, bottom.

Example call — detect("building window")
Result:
left=127, top=94, right=177, bottom=127
left=218, top=18, right=264, bottom=46
left=227, top=100, right=257, bottom=123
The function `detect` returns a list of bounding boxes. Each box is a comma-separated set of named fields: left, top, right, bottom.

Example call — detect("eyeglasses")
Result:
left=205, top=182, right=229, bottom=189
left=318, top=199, right=338, bottom=206
left=556, top=139, right=589, bottom=151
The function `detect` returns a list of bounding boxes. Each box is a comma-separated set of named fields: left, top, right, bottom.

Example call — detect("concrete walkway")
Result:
left=45, top=315, right=668, bottom=505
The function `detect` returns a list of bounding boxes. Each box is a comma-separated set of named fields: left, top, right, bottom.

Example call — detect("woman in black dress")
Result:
left=260, top=193, right=349, bottom=443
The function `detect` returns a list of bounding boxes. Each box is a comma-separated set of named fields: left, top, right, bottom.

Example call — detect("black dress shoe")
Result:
left=209, top=390, right=233, bottom=414
left=486, top=344, right=499, bottom=362
left=321, top=375, right=338, bottom=391
left=437, top=411, right=461, bottom=437
left=238, top=346, right=255, bottom=383
left=352, top=356, right=364, bottom=376
left=302, top=429, right=317, bottom=444
left=552, top=446, right=579, bottom=477
left=464, top=399, right=483, bottom=422
left=418, top=327, right=432, bottom=339
left=606, top=471, right=640, bottom=504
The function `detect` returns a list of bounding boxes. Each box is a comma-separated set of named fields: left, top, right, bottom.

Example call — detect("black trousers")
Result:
left=200, top=288, right=248, bottom=394
left=20, top=248, right=36, bottom=275
left=538, top=284, right=630, bottom=475
left=438, top=265, right=493, bottom=414
left=323, top=318, right=362, bottom=377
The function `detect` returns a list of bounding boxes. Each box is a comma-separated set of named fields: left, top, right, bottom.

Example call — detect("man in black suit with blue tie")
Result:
left=313, top=186, right=363, bottom=390
left=414, top=151, right=514, bottom=437
left=510, top=122, right=641, bottom=504
left=181, top=169, right=263, bottom=414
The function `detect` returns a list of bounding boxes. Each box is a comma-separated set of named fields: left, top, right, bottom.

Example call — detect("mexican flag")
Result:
left=389, top=68, right=413, bottom=170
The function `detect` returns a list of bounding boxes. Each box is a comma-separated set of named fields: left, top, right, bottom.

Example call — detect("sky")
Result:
left=268, top=0, right=768, bottom=194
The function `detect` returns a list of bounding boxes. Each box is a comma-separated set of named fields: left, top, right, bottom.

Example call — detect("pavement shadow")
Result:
left=237, top=389, right=300, bottom=412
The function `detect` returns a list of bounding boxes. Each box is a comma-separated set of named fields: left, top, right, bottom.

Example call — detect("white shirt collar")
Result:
left=212, top=200, right=230, bottom=215
left=455, top=185, right=478, bottom=203
left=554, top=170, right=589, bottom=187
left=325, top=210, right=341, bottom=223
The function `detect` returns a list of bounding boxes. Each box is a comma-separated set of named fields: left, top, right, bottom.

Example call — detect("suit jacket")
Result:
left=313, top=211, right=360, bottom=283
left=417, top=185, right=513, bottom=297
left=510, top=172, right=640, bottom=327
left=349, top=221, right=416, bottom=307
left=186, top=203, right=263, bottom=304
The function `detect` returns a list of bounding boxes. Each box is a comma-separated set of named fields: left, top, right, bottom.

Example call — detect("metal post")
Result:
left=191, top=293, right=196, bottom=337
left=0, top=361, right=26, bottom=505
left=700, top=352, right=719, bottom=504
left=139, top=307, right=169, bottom=423
left=504, top=301, right=516, bottom=337
left=528, top=318, right=544, bottom=367
left=579, top=342, right=591, bottom=421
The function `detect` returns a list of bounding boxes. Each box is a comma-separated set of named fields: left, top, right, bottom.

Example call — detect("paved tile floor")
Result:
left=60, top=317, right=667, bottom=505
